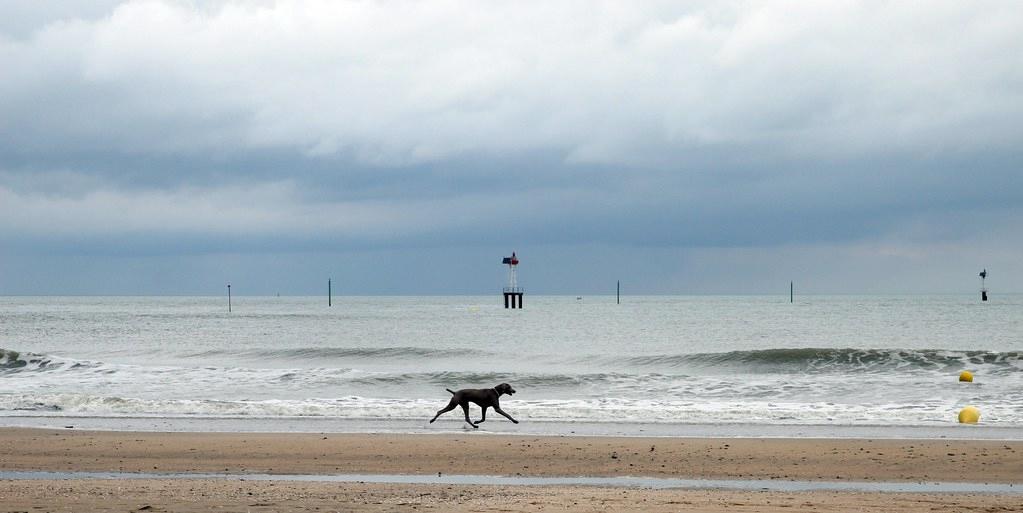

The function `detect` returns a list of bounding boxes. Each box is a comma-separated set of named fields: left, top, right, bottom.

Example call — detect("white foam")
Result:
left=2, top=393, right=1019, bottom=426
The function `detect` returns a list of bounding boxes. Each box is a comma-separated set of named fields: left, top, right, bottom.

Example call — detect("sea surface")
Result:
left=1, top=295, right=1021, bottom=438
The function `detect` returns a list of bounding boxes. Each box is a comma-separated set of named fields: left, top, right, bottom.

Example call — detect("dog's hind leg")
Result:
left=461, top=403, right=478, bottom=428
left=429, top=399, right=458, bottom=423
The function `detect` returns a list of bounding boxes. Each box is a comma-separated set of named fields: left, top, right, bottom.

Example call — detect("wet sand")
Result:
left=4, top=479, right=1023, bottom=512
left=1, top=428, right=1021, bottom=511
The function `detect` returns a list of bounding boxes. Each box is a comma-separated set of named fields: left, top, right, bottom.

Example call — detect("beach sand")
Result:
left=1, top=428, right=1021, bottom=511
left=4, top=479, right=1023, bottom=513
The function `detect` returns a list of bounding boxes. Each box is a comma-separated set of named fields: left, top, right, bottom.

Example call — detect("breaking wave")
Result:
left=622, top=348, right=1023, bottom=374
left=180, top=346, right=494, bottom=360
left=1, top=349, right=66, bottom=373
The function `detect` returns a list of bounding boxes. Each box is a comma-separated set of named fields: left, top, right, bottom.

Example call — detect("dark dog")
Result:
left=429, top=383, right=519, bottom=428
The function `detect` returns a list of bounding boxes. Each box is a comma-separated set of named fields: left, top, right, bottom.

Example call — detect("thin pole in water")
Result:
left=790, top=281, right=793, bottom=303
left=617, top=280, right=620, bottom=305
left=328, top=279, right=332, bottom=307
left=228, top=284, right=232, bottom=312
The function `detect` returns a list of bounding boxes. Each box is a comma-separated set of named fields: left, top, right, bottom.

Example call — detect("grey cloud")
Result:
left=0, top=0, right=123, bottom=39
left=1, top=1, right=1021, bottom=294
left=2, top=1, right=1020, bottom=165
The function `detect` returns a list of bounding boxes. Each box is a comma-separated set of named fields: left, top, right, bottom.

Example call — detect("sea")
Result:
left=1, top=295, right=1021, bottom=439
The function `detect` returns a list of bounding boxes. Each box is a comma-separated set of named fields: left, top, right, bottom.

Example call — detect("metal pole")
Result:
left=328, top=279, right=332, bottom=307
left=790, top=281, right=793, bottom=303
left=228, top=284, right=232, bottom=313
left=617, top=280, right=620, bottom=305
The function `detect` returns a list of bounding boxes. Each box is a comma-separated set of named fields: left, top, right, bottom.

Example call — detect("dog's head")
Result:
left=495, top=383, right=516, bottom=396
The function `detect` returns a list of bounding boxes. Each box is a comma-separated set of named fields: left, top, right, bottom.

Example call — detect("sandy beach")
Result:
left=5, top=479, right=1023, bottom=513
left=1, top=428, right=1021, bottom=511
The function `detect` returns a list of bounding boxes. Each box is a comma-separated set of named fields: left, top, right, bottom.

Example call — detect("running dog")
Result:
left=429, top=383, right=518, bottom=428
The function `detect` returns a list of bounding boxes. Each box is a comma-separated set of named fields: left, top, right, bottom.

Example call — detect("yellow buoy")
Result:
left=958, top=406, right=980, bottom=424
left=959, top=370, right=973, bottom=382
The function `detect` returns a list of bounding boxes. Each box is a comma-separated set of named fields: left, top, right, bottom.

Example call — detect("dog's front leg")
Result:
left=493, top=406, right=518, bottom=424
left=476, top=406, right=488, bottom=424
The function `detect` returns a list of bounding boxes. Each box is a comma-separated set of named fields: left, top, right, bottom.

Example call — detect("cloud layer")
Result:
left=5, top=1, right=1021, bottom=162
left=1, top=1, right=1021, bottom=293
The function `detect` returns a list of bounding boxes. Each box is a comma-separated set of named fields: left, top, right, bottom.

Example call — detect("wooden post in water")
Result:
left=228, top=284, right=232, bottom=313
left=328, top=279, right=332, bottom=307
left=617, top=280, right=620, bottom=305
left=790, top=281, right=793, bottom=303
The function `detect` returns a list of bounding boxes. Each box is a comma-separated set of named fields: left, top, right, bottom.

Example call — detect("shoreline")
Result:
left=6, top=415, right=1023, bottom=440
left=3, top=428, right=1021, bottom=512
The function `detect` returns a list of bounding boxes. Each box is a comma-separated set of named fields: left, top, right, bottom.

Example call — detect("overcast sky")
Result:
left=1, top=0, right=1021, bottom=295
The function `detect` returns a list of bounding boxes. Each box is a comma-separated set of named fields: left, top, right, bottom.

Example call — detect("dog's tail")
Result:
left=446, top=388, right=456, bottom=395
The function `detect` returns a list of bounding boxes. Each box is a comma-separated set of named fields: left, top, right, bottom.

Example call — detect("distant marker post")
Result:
left=617, top=280, right=620, bottom=305
left=227, top=284, right=232, bottom=313
left=328, top=279, right=332, bottom=307
left=501, top=252, right=523, bottom=309
left=790, top=281, right=793, bottom=303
